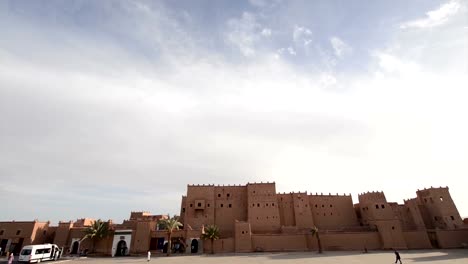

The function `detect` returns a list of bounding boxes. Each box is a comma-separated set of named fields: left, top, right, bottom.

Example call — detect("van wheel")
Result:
left=37, top=259, right=42, bottom=263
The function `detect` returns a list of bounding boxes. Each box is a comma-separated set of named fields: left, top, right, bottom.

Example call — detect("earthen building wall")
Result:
left=214, top=185, right=247, bottom=237
left=435, top=229, right=468, bottom=248
left=246, top=183, right=281, bottom=233
left=309, top=194, right=358, bottom=229
left=402, top=230, right=432, bottom=249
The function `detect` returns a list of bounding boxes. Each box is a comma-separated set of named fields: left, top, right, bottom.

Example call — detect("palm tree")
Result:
left=310, top=226, right=323, bottom=254
left=201, top=225, right=220, bottom=254
left=158, top=216, right=183, bottom=256
left=81, top=219, right=109, bottom=253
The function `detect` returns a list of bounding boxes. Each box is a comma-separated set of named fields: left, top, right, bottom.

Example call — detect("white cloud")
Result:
left=319, top=73, right=337, bottom=88
left=261, top=28, right=272, bottom=37
left=374, top=52, right=421, bottom=75
left=225, top=12, right=260, bottom=57
left=293, top=25, right=313, bottom=46
left=400, top=0, right=461, bottom=29
left=330, top=36, right=352, bottom=58
left=1, top=0, right=468, bottom=222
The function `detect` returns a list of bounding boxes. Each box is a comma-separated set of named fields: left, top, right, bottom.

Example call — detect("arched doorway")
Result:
left=191, top=239, right=198, bottom=253
left=115, top=240, right=128, bottom=256
left=71, top=241, right=79, bottom=255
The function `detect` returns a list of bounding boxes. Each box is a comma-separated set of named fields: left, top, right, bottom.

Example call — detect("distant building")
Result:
left=0, top=220, right=53, bottom=255
left=1, top=183, right=467, bottom=255
left=177, top=182, right=468, bottom=252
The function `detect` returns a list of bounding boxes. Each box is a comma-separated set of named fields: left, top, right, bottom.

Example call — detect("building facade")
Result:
left=179, top=182, right=468, bottom=252
left=1, top=182, right=467, bottom=256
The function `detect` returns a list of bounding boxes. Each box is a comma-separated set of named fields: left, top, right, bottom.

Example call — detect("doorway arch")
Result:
left=191, top=239, right=198, bottom=253
left=71, top=241, right=79, bottom=255
left=116, top=240, right=128, bottom=256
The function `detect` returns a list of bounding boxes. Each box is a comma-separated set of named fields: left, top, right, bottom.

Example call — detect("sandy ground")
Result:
left=2, top=250, right=467, bottom=264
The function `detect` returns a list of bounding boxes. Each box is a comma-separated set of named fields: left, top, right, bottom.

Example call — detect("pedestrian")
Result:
left=394, top=249, right=402, bottom=264
left=147, top=250, right=151, bottom=262
left=8, top=252, right=14, bottom=264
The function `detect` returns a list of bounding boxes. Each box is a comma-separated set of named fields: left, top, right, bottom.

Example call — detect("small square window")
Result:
left=375, top=205, right=379, bottom=209
left=227, top=193, right=230, bottom=197
left=16, top=230, right=21, bottom=235
left=330, top=205, right=333, bottom=207
left=207, top=204, right=210, bottom=207
left=190, top=204, right=193, bottom=207
left=0, top=230, right=4, bottom=235
left=450, top=216, right=455, bottom=220
left=272, top=203, right=275, bottom=206
left=381, top=204, right=385, bottom=209
left=220, top=204, right=224, bottom=208
left=218, top=194, right=221, bottom=197
left=229, top=204, right=232, bottom=208
left=439, top=196, right=443, bottom=202
left=257, top=203, right=260, bottom=207
left=198, top=203, right=202, bottom=207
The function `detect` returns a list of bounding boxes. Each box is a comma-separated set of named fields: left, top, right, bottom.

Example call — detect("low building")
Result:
left=0, top=220, right=54, bottom=255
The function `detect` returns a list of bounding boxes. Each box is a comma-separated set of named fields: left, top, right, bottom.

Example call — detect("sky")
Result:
left=0, top=0, right=467, bottom=224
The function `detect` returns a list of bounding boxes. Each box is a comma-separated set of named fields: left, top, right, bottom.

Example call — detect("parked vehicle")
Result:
left=18, top=244, right=61, bottom=263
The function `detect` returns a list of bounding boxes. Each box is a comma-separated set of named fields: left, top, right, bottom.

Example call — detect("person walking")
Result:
left=8, top=252, right=14, bottom=264
left=147, top=250, right=151, bottom=262
left=394, top=249, right=402, bottom=264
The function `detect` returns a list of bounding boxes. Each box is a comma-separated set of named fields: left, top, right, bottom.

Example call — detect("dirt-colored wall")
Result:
left=309, top=194, right=359, bottom=229
left=252, top=234, right=307, bottom=251
left=214, top=186, right=248, bottom=237
left=278, top=194, right=296, bottom=226
left=0, top=221, right=36, bottom=244
left=293, top=193, right=314, bottom=228
left=132, top=222, right=155, bottom=253
left=402, top=231, right=431, bottom=249
left=247, top=183, right=281, bottom=233
left=319, top=232, right=381, bottom=250
left=53, top=222, right=73, bottom=248
left=31, top=222, right=50, bottom=244
left=404, top=199, right=427, bottom=229
left=234, top=221, right=252, bottom=252
left=206, top=238, right=234, bottom=253
left=184, top=185, right=216, bottom=230
left=417, top=187, right=464, bottom=229
left=436, top=229, right=468, bottom=248
left=373, top=220, right=407, bottom=249
left=390, top=203, right=417, bottom=230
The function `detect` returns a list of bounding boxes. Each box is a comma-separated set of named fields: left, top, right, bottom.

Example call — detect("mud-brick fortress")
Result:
left=1, top=182, right=467, bottom=256
left=178, top=182, right=468, bottom=253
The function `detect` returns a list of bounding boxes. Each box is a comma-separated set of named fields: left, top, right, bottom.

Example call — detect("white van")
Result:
left=18, top=244, right=62, bottom=263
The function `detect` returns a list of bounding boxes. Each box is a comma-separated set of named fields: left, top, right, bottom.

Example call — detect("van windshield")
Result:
left=21, top=249, right=32, bottom=255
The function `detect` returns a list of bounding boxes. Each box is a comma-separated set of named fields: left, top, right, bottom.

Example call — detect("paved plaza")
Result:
left=3, top=250, right=466, bottom=264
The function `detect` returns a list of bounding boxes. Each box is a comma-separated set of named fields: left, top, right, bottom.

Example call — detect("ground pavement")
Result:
left=1, top=250, right=467, bottom=264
